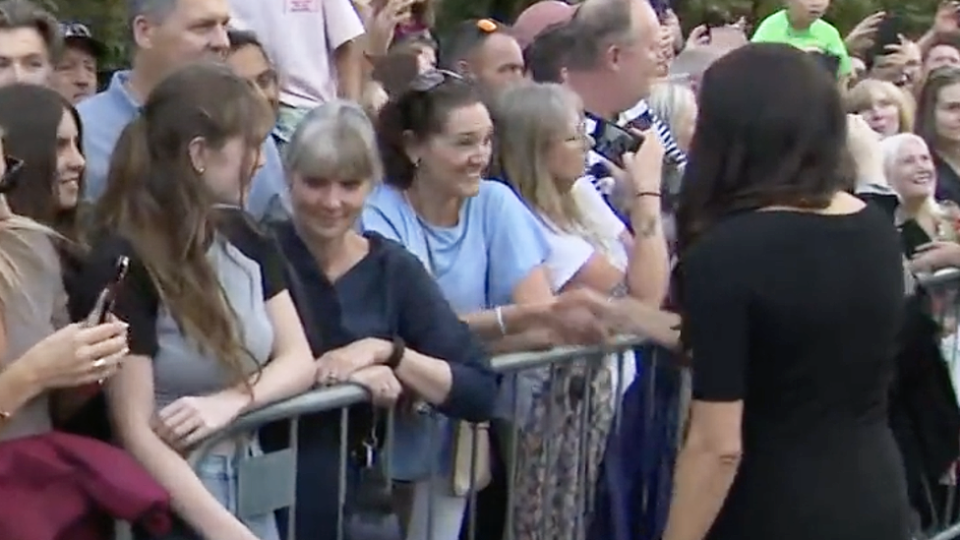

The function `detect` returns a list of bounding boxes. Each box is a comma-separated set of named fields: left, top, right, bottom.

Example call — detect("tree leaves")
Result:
left=45, top=0, right=944, bottom=70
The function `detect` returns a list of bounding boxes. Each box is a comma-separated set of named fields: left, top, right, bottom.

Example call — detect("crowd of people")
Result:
left=0, top=0, right=960, bottom=539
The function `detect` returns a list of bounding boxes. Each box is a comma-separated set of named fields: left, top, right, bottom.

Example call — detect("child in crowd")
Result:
left=751, top=0, right=853, bottom=77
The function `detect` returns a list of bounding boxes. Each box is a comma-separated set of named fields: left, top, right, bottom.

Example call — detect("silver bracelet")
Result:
left=495, top=306, right=507, bottom=336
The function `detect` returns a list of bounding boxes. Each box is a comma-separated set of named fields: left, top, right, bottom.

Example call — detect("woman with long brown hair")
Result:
left=0, top=82, right=104, bottom=429
left=661, top=43, right=911, bottom=540
left=75, top=63, right=315, bottom=540
left=916, top=66, right=960, bottom=205
left=0, top=84, right=86, bottom=243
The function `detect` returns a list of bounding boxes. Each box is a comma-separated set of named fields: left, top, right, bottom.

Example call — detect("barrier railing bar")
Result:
left=918, top=268, right=960, bottom=288
left=187, top=336, right=649, bottom=466
left=931, top=521, right=960, bottom=540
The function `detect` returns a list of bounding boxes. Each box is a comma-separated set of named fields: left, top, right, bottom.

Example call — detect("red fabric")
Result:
left=0, top=431, right=172, bottom=540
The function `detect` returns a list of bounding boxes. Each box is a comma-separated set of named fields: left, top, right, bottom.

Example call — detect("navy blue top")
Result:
left=273, top=221, right=497, bottom=422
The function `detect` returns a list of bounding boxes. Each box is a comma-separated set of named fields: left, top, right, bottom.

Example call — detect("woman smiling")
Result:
left=266, top=99, right=497, bottom=540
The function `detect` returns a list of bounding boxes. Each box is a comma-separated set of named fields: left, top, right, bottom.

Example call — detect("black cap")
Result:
left=59, top=22, right=106, bottom=59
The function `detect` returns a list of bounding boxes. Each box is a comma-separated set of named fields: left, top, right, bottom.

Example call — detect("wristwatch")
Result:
left=385, top=336, right=406, bottom=369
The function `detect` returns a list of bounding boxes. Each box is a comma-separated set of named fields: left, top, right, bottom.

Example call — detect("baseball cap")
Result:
left=59, top=22, right=106, bottom=59
left=512, top=0, right=578, bottom=50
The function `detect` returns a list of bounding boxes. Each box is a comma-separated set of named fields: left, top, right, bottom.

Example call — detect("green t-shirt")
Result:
left=751, top=10, right=852, bottom=76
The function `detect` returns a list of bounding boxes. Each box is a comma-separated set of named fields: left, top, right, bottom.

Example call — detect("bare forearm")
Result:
left=121, top=427, right=255, bottom=540
left=617, top=298, right=680, bottom=348
left=393, top=350, right=453, bottom=404
left=335, top=40, right=363, bottom=101
left=626, top=197, right=670, bottom=305
left=0, top=362, right=42, bottom=427
left=461, top=304, right=544, bottom=340
left=662, top=447, right=740, bottom=540
left=240, top=353, right=314, bottom=414
left=483, top=329, right=554, bottom=354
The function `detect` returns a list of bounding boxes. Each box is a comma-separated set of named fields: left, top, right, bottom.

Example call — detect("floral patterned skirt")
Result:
left=508, top=358, right=615, bottom=540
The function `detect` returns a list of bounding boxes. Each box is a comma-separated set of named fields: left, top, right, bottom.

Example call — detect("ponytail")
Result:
left=375, top=98, right=416, bottom=189
left=93, top=116, right=151, bottom=233
left=374, top=74, right=484, bottom=190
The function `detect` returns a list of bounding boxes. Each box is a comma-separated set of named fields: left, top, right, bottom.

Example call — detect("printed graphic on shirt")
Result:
left=285, top=0, right=319, bottom=13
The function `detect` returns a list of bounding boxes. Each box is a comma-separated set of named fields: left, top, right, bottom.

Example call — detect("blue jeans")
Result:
left=143, top=438, right=280, bottom=540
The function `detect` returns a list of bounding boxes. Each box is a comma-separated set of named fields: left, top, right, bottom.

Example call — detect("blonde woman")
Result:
left=846, top=78, right=916, bottom=137
left=0, top=161, right=128, bottom=441
left=491, top=82, right=667, bottom=540
left=648, top=81, right=697, bottom=245
left=881, top=133, right=960, bottom=263
left=647, top=82, right=697, bottom=154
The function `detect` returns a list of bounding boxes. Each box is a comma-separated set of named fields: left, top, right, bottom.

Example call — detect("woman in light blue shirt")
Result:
left=361, top=70, right=590, bottom=540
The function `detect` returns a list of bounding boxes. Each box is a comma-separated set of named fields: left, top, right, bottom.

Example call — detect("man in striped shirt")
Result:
left=563, top=0, right=682, bottom=227
left=515, top=0, right=686, bottom=225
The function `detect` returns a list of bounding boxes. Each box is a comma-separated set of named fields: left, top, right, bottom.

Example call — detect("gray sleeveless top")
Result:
left=152, top=236, right=275, bottom=409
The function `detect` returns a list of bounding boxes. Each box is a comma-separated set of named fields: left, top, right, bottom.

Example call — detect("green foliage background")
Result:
left=44, top=0, right=945, bottom=68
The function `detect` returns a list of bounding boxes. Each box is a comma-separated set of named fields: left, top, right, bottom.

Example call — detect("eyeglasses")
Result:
left=0, top=156, right=24, bottom=195
left=408, top=69, right=464, bottom=92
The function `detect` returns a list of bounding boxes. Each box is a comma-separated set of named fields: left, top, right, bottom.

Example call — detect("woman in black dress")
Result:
left=659, top=43, right=913, bottom=540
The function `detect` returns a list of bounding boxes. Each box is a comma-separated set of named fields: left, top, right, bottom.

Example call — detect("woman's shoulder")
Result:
left=366, top=231, right=428, bottom=273
left=477, top=178, right=520, bottom=201
left=688, top=204, right=898, bottom=266
left=470, top=179, right=541, bottom=225
left=83, top=232, right=153, bottom=290
left=86, top=231, right=140, bottom=265
left=364, top=183, right=404, bottom=209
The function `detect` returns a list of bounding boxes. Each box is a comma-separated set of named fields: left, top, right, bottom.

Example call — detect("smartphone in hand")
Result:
left=85, top=256, right=130, bottom=327
left=592, top=118, right=644, bottom=168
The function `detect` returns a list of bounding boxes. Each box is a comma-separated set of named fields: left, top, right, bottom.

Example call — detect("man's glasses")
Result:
left=408, top=69, right=464, bottom=92
left=0, top=156, right=24, bottom=195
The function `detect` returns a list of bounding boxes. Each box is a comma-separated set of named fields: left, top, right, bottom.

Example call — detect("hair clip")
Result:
left=476, top=19, right=498, bottom=33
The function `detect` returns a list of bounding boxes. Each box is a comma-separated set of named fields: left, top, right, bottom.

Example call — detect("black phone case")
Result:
left=592, top=121, right=644, bottom=168
left=900, top=220, right=932, bottom=258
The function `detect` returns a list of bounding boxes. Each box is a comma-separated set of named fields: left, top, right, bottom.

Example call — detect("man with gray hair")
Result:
left=77, top=0, right=291, bottom=221
left=563, top=0, right=671, bottom=303
left=564, top=0, right=676, bottom=219
left=565, top=0, right=659, bottom=122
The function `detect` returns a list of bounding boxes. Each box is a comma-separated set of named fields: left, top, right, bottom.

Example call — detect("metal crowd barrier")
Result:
left=176, top=336, right=687, bottom=540
left=112, top=268, right=960, bottom=540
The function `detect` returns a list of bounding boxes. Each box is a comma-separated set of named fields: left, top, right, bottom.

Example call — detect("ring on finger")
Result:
left=92, top=358, right=107, bottom=368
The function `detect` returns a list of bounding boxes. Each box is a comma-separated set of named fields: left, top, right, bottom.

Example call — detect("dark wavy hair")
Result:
left=675, top=43, right=851, bottom=255
left=376, top=71, right=483, bottom=189
left=0, top=83, right=85, bottom=242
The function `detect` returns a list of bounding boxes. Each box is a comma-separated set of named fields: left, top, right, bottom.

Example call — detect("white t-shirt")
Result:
left=537, top=192, right=636, bottom=400
left=571, top=177, right=628, bottom=269
left=541, top=182, right=627, bottom=291
left=538, top=183, right=626, bottom=290
left=229, top=0, right=366, bottom=109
